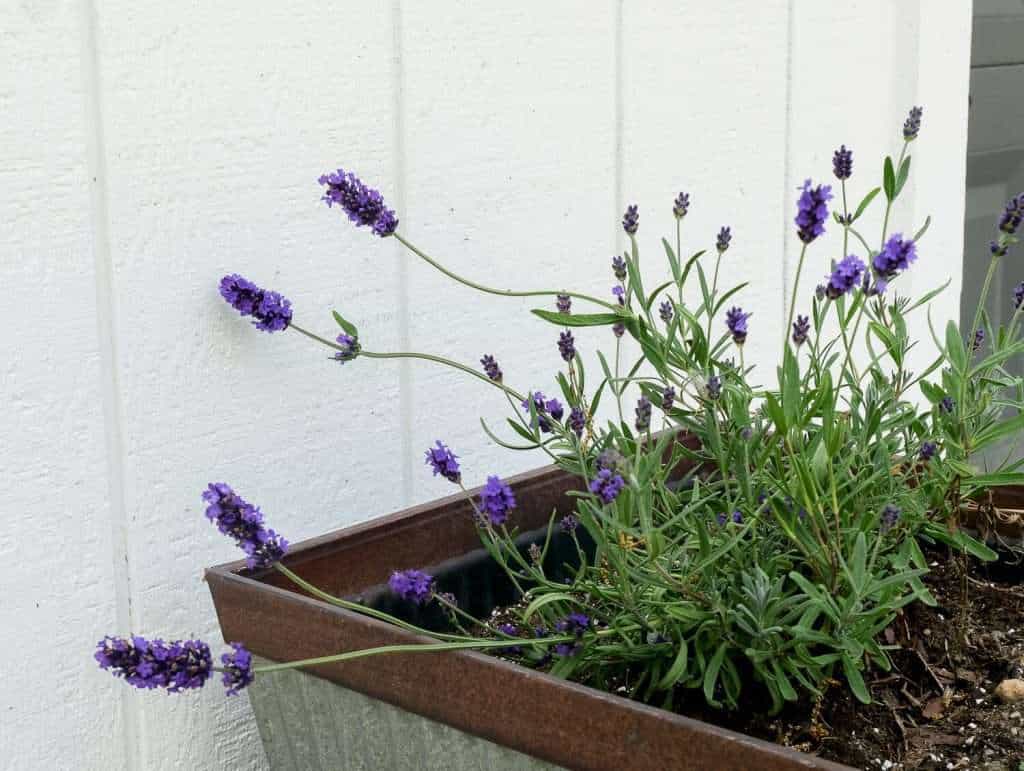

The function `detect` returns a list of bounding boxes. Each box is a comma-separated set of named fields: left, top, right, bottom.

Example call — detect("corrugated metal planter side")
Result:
left=207, top=449, right=852, bottom=771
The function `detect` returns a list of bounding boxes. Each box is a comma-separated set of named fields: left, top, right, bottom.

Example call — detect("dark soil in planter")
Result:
left=676, top=545, right=1024, bottom=770
left=357, top=530, right=1024, bottom=771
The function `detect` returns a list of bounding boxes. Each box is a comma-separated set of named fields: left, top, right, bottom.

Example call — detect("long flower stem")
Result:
left=784, top=244, right=809, bottom=351
left=289, top=323, right=526, bottom=402
left=274, top=564, right=469, bottom=642
left=394, top=233, right=617, bottom=311
left=254, top=636, right=581, bottom=675
left=969, top=255, right=1000, bottom=350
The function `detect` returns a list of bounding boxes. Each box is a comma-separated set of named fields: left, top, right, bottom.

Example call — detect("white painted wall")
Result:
left=0, top=2, right=971, bottom=769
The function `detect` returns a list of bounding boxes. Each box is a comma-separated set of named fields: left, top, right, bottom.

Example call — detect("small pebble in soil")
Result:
left=995, top=678, right=1024, bottom=703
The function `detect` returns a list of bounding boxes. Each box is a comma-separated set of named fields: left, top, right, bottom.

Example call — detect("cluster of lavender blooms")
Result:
left=95, top=635, right=253, bottom=696
left=100, top=105, right=1024, bottom=714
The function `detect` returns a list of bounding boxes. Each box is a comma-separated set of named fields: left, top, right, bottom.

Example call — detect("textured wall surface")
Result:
left=0, top=2, right=971, bottom=769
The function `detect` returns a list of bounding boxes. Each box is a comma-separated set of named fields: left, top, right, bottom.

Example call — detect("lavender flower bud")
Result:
left=480, top=475, right=516, bottom=526
left=659, top=299, right=674, bottom=324
left=318, top=168, right=398, bottom=237
left=635, top=396, right=652, bottom=432
left=791, top=314, right=810, bottom=347
left=673, top=192, right=690, bottom=219
left=560, top=514, right=579, bottom=533
left=998, top=194, right=1024, bottom=235
left=661, top=386, right=676, bottom=412
left=221, top=643, right=254, bottom=696
left=219, top=274, right=293, bottom=333
left=612, top=255, right=628, bottom=281
left=725, top=306, right=750, bottom=345
left=612, top=322, right=625, bottom=338
left=388, top=569, right=434, bottom=604
left=903, top=106, right=923, bottom=141
left=425, top=441, right=461, bottom=483
left=716, top=226, right=732, bottom=254
left=880, top=504, right=901, bottom=531
left=558, top=330, right=577, bottom=362
left=919, top=441, right=937, bottom=462
left=832, top=145, right=853, bottom=180
left=568, top=406, right=585, bottom=437
left=825, top=255, right=866, bottom=299
left=1015, top=281, right=1024, bottom=310
left=939, top=396, right=955, bottom=414
left=622, top=205, right=639, bottom=235
left=873, top=234, right=917, bottom=280
left=795, top=179, right=833, bottom=243
left=705, top=375, right=722, bottom=400
left=202, top=483, right=289, bottom=569
left=972, top=328, right=985, bottom=352
left=334, top=333, right=360, bottom=363
left=589, top=468, right=625, bottom=503
left=480, top=354, right=503, bottom=383
left=95, top=636, right=212, bottom=693
left=556, top=293, right=572, bottom=314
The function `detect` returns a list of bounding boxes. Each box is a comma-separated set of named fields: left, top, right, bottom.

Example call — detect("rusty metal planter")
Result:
left=207, top=458, right=854, bottom=771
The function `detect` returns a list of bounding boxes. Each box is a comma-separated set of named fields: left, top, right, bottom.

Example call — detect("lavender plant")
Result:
left=98, top=109, right=1024, bottom=716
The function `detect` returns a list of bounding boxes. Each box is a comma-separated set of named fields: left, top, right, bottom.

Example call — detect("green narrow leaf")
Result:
left=895, top=155, right=912, bottom=197
left=532, top=309, right=622, bottom=327
left=656, top=639, right=690, bottom=689
left=662, top=238, right=681, bottom=283
left=852, top=187, right=881, bottom=222
left=883, top=156, right=896, bottom=201
left=702, top=643, right=727, bottom=707
left=842, top=655, right=871, bottom=704
left=332, top=310, right=358, bottom=338
left=945, top=320, right=967, bottom=374
left=913, top=215, right=932, bottom=243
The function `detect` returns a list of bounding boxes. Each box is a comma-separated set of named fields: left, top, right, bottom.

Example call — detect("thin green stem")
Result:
left=361, top=350, right=525, bottom=403
left=968, top=255, right=1000, bottom=352
left=255, top=635, right=582, bottom=675
left=784, top=244, right=809, bottom=351
left=394, top=232, right=617, bottom=310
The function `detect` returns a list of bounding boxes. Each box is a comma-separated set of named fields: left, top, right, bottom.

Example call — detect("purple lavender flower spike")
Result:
left=568, top=406, right=585, bottom=438
left=825, top=255, right=866, bottom=299
left=612, top=285, right=625, bottom=305
left=998, top=194, right=1024, bottom=235
left=972, top=328, right=985, bottom=352
left=673, top=192, right=690, bottom=219
left=833, top=145, right=853, bottom=180
left=725, top=306, right=750, bottom=345
left=522, top=392, right=563, bottom=433
left=219, top=274, right=293, bottom=333
left=706, top=375, right=722, bottom=400
left=554, top=612, right=590, bottom=657
left=480, top=354, right=503, bottom=383
left=903, top=106, right=923, bottom=141
left=940, top=396, right=955, bottom=415
left=318, top=168, right=398, bottom=237
left=556, top=294, right=572, bottom=314
left=95, top=635, right=212, bottom=693
left=221, top=642, right=254, bottom=696
left=558, top=330, right=577, bottom=362
left=334, top=333, right=360, bottom=363
left=661, top=386, right=676, bottom=412
left=716, top=226, right=732, bottom=253
left=560, top=513, right=579, bottom=533
left=480, top=475, right=516, bottom=526
left=635, top=396, right=652, bottom=432
left=612, top=322, right=625, bottom=338
left=659, top=299, right=674, bottom=324
left=202, top=483, right=289, bottom=569
left=795, top=179, right=833, bottom=244
left=612, top=255, right=628, bottom=281
left=622, top=205, right=639, bottom=235
left=497, top=623, right=522, bottom=655
left=1015, top=281, right=1024, bottom=310
left=881, top=504, right=901, bottom=531
left=389, top=569, right=434, bottom=604
left=732, top=510, right=743, bottom=524
left=873, top=234, right=917, bottom=281
left=919, top=441, right=938, bottom=462
left=589, top=468, right=625, bottom=503
left=792, top=315, right=810, bottom=347
left=425, top=441, right=461, bottom=484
